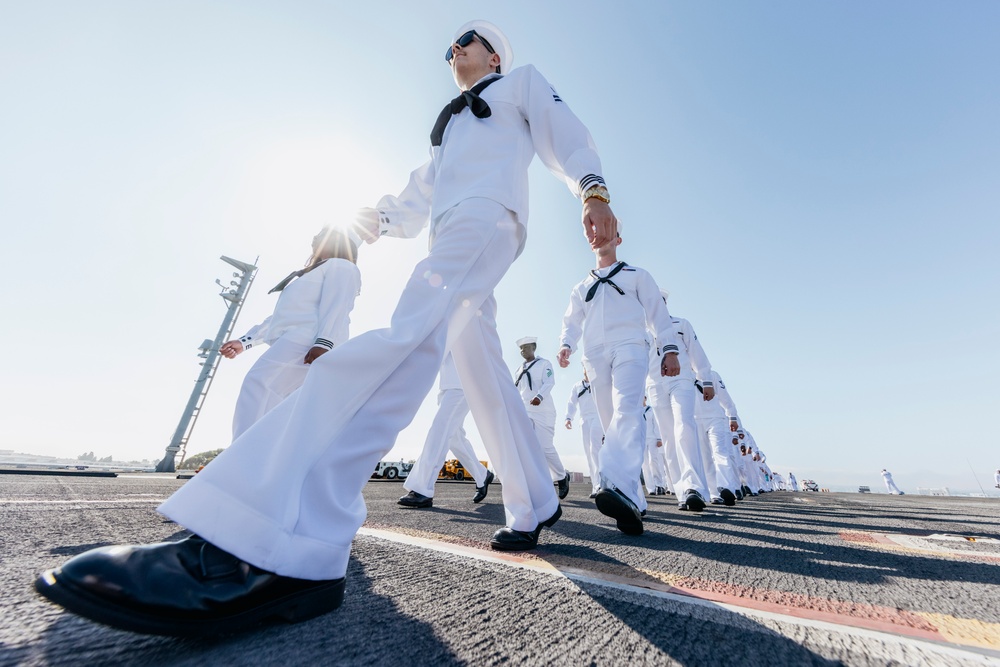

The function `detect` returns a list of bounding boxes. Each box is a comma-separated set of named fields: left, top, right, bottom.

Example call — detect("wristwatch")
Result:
left=582, top=185, right=610, bottom=204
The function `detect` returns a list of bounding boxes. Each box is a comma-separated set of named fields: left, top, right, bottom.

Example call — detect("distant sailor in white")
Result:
left=565, top=368, right=603, bottom=497
left=641, top=400, right=667, bottom=496
left=788, top=472, right=799, bottom=492
left=397, top=353, right=493, bottom=508
left=646, top=292, right=716, bottom=512
left=220, top=226, right=361, bottom=440
left=692, top=370, right=741, bottom=505
left=514, top=337, right=570, bottom=499
left=558, top=222, right=681, bottom=535
left=881, top=469, right=903, bottom=495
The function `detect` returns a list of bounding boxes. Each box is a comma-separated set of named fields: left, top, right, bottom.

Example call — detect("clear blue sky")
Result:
left=2, top=2, right=998, bottom=493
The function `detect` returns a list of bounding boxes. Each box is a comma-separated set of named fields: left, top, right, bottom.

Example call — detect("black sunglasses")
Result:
left=446, top=30, right=500, bottom=72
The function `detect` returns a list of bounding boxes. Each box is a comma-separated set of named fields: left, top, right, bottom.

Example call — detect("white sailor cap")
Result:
left=660, top=288, right=670, bottom=302
left=516, top=336, right=537, bottom=348
left=319, top=224, right=361, bottom=251
left=453, top=20, right=513, bottom=74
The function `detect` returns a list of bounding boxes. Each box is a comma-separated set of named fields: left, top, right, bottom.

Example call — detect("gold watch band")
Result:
left=582, top=185, right=610, bottom=204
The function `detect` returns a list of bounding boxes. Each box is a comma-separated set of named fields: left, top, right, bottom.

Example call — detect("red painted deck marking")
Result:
left=361, top=522, right=1000, bottom=649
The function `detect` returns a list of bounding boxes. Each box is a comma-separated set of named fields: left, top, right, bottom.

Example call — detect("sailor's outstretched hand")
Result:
left=582, top=199, right=617, bottom=250
left=220, top=340, right=243, bottom=359
left=353, top=208, right=381, bottom=245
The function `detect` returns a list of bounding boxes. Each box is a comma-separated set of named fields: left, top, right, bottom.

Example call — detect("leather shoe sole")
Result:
left=556, top=473, right=571, bottom=500
left=594, top=487, right=643, bottom=536
left=472, top=470, right=494, bottom=504
left=35, top=548, right=344, bottom=637
left=490, top=505, right=561, bottom=551
left=397, top=491, right=433, bottom=508
left=681, top=489, right=706, bottom=512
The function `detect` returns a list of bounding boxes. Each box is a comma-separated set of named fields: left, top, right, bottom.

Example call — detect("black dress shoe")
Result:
left=472, top=470, right=494, bottom=504
left=655, top=486, right=666, bottom=496
left=589, top=492, right=597, bottom=499
left=34, top=535, right=344, bottom=637
left=594, top=486, right=643, bottom=536
left=680, top=489, right=706, bottom=512
left=734, top=488, right=744, bottom=501
left=490, top=505, right=562, bottom=551
left=397, top=491, right=433, bottom=508
left=719, top=488, right=737, bottom=506
left=710, top=498, right=724, bottom=505
left=556, top=472, right=571, bottom=500
left=742, top=485, right=753, bottom=497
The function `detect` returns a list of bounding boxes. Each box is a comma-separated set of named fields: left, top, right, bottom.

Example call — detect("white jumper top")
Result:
left=559, top=262, right=679, bottom=356
left=565, top=380, right=599, bottom=422
left=373, top=66, right=605, bottom=256
left=643, top=405, right=661, bottom=443
left=693, top=371, right=740, bottom=422
left=239, top=259, right=361, bottom=351
left=514, top=356, right=556, bottom=416
left=646, top=315, right=713, bottom=388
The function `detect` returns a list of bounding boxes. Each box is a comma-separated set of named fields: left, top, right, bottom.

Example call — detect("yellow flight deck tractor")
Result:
left=438, top=459, right=489, bottom=481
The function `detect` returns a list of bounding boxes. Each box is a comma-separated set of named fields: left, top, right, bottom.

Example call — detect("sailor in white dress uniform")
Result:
left=220, top=227, right=361, bottom=440
left=514, top=336, right=569, bottom=498
left=645, top=295, right=715, bottom=511
left=641, top=402, right=667, bottom=496
left=881, top=469, right=903, bottom=495
left=398, top=353, right=492, bottom=507
left=693, top=370, right=741, bottom=505
left=564, top=370, right=603, bottom=497
left=558, top=228, right=680, bottom=535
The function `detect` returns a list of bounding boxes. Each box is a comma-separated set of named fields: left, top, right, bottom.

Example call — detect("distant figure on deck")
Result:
left=788, top=472, right=799, bottom=492
left=881, top=468, right=903, bottom=495
left=994, top=469, right=1000, bottom=489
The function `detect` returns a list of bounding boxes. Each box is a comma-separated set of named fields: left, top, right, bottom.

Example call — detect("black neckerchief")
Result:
left=268, top=259, right=329, bottom=294
left=515, top=358, right=540, bottom=391
left=430, top=76, right=501, bottom=147
left=577, top=381, right=591, bottom=398
left=585, top=261, right=627, bottom=302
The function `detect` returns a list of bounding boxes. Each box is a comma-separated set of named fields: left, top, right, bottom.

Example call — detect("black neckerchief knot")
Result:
left=585, top=262, right=627, bottom=302
left=577, top=381, right=591, bottom=398
left=268, top=259, right=329, bottom=294
left=430, top=76, right=500, bottom=147
left=515, top=358, right=540, bottom=391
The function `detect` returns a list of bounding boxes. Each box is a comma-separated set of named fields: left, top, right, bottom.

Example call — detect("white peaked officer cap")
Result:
left=454, top=20, right=513, bottom=74
left=516, top=336, right=537, bottom=348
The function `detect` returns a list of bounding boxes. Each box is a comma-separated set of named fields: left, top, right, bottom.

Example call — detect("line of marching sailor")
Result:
left=390, top=221, right=785, bottom=537
left=389, top=236, right=785, bottom=534
left=228, top=227, right=785, bottom=536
